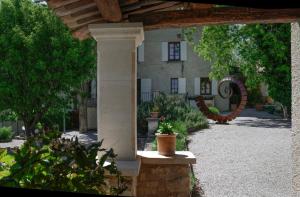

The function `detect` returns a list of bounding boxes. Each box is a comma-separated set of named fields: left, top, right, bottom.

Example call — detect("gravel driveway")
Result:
left=189, top=108, right=292, bottom=197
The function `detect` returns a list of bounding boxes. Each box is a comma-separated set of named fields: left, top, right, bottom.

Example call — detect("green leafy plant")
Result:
left=156, top=121, right=176, bottom=135
left=0, top=131, right=127, bottom=195
left=0, top=149, right=15, bottom=179
left=152, top=105, right=160, bottom=112
left=0, top=127, right=13, bottom=141
left=209, top=107, right=220, bottom=115
left=184, top=23, right=291, bottom=114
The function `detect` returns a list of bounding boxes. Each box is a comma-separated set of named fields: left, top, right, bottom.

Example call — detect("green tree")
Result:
left=0, top=0, right=96, bottom=136
left=184, top=24, right=291, bottom=113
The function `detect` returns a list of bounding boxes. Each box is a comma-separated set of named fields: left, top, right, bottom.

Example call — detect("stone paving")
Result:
left=189, top=108, right=292, bottom=197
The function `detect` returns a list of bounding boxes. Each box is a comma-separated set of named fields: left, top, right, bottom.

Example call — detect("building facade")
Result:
left=86, top=27, right=230, bottom=130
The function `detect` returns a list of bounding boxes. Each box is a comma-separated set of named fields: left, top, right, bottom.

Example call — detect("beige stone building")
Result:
left=86, top=27, right=230, bottom=130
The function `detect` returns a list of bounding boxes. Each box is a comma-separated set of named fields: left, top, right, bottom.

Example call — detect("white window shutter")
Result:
left=141, top=78, right=152, bottom=102
left=91, top=79, right=97, bottom=99
left=161, top=42, right=168, bottom=61
left=178, top=78, right=186, bottom=94
left=194, top=77, right=200, bottom=95
left=138, top=42, right=144, bottom=62
left=212, top=79, right=218, bottom=95
left=180, top=41, right=187, bottom=61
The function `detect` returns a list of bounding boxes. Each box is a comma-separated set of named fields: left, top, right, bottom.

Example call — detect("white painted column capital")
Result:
left=89, top=23, right=144, bottom=47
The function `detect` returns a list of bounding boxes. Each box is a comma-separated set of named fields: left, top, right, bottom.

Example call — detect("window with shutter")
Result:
left=168, top=42, right=181, bottom=61
left=170, top=78, right=178, bottom=94
left=200, top=77, right=212, bottom=95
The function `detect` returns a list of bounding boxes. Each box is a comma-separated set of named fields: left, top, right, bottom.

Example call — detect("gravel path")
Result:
left=189, top=108, right=292, bottom=197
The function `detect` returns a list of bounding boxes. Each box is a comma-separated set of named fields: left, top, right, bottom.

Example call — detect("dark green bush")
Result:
left=208, top=106, right=220, bottom=115
left=0, top=131, right=127, bottom=195
left=0, top=127, right=13, bottom=141
left=40, top=107, right=71, bottom=131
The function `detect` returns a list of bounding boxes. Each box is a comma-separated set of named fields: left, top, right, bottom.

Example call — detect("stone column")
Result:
left=89, top=23, right=144, bottom=161
left=291, top=22, right=300, bottom=197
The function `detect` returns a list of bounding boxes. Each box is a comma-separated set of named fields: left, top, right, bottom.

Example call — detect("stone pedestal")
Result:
left=146, top=117, right=159, bottom=138
left=136, top=151, right=196, bottom=197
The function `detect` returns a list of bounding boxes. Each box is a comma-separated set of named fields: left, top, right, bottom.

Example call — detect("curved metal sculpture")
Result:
left=196, top=76, right=247, bottom=124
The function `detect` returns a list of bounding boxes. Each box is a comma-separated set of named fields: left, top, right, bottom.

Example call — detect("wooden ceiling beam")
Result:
left=123, top=2, right=182, bottom=19
left=129, top=7, right=300, bottom=30
left=55, top=1, right=97, bottom=17
left=61, top=10, right=100, bottom=23
left=94, top=0, right=122, bottom=22
left=47, top=0, right=81, bottom=9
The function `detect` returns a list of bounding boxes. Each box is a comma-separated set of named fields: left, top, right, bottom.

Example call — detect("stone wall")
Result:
left=291, top=22, right=300, bottom=197
left=136, top=151, right=196, bottom=197
left=137, top=163, right=190, bottom=197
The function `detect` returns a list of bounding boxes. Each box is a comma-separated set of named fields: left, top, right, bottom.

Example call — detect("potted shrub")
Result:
left=0, top=126, right=13, bottom=142
left=150, top=105, right=160, bottom=118
left=155, top=121, right=177, bottom=156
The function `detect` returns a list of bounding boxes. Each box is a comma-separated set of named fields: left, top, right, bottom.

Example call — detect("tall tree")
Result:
left=184, top=24, right=291, bottom=113
left=0, top=0, right=96, bottom=137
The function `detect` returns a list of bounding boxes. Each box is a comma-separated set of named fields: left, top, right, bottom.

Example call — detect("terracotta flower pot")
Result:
left=150, top=112, right=160, bottom=118
left=255, top=103, right=264, bottom=111
left=156, top=133, right=176, bottom=156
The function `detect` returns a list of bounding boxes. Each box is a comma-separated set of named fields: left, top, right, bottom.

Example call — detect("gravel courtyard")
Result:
left=189, top=108, right=292, bottom=197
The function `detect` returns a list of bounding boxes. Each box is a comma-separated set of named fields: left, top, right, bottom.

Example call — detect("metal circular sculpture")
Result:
left=196, top=76, right=247, bottom=124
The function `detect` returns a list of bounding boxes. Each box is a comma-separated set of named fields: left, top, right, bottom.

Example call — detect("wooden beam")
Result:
left=123, top=2, right=182, bottom=19
left=129, top=7, right=300, bottom=30
left=94, top=0, right=122, bottom=22
left=55, top=1, right=97, bottom=17
left=47, top=0, right=81, bottom=9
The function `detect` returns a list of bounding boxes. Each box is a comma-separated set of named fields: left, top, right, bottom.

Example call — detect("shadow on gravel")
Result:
left=234, top=119, right=291, bottom=129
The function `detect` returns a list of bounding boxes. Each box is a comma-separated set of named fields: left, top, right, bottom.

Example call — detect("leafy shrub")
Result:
left=0, top=127, right=13, bottom=141
left=184, top=107, right=209, bottom=131
left=0, top=110, right=18, bottom=122
left=0, top=131, right=127, bottom=195
left=0, top=149, right=15, bottom=179
left=138, top=93, right=209, bottom=133
left=40, top=107, right=71, bottom=131
left=209, top=106, right=220, bottom=115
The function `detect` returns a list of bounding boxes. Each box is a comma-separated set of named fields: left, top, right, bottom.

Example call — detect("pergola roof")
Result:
left=46, top=0, right=300, bottom=40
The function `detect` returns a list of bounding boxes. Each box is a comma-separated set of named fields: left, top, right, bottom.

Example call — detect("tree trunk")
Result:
left=78, top=82, right=89, bottom=132
left=24, top=121, right=35, bottom=138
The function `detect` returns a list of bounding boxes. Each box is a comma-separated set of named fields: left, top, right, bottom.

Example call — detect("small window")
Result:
left=170, top=78, right=179, bottom=94
left=201, top=78, right=212, bottom=95
left=168, top=42, right=181, bottom=61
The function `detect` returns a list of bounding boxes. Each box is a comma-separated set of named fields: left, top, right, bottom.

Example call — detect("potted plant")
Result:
left=150, top=105, right=160, bottom=118
left=255, top=96, right=265, bottom=111
left=155, top=121, right=177, bottom=156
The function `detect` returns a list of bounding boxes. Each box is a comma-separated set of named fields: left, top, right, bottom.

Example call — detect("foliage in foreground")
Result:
left=0, top=127, right=13, bottom=141
left=0, top=131, right=126, bottom=195
left=184, top=24, right=291, bottom=113
left=0, top=0, right=96, bottom=136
